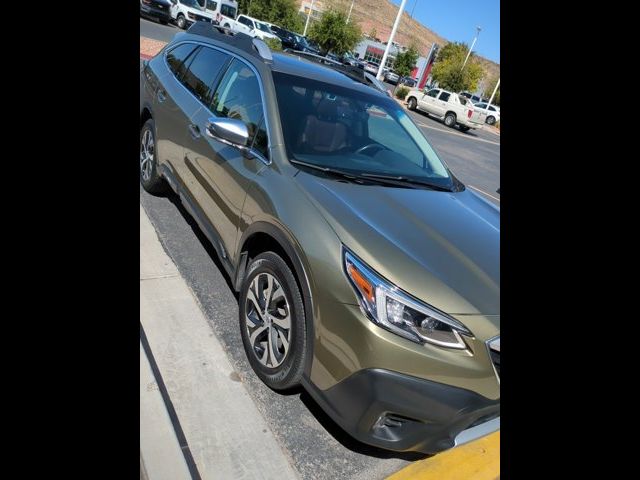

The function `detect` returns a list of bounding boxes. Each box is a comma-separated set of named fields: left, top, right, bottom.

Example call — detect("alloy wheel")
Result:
left=244, top=273, right=292, bottom=368
left=140, top=128, right=154, bottom=182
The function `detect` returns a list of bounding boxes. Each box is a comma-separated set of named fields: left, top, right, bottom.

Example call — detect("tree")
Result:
left=483, top=76, right=500, bottom=105
left=369, top=27, right=377, bottom=40
left=430, top=41, right=484, bottom=92
left=237, top=0, right=251, bottom=15
left=248, top=0, right=304, bottom=33
left=394, top=45, right=418, bottom=77
left=308, top=10, right=362, bottom=56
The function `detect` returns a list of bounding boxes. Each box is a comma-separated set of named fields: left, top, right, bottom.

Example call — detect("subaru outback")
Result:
left=139, top=22, right=500, bottom=454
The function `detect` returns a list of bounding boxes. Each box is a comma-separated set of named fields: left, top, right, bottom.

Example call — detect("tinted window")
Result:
left=181, top=47, right=229, bottom=104
left=206, top=1, right=217, bottom=9
left=221, top=4, right=236, bottom=17
left=211, top=59, right=266, bottom=152
left=439, top=92, right=451, bottom=102
left=239, top=16, right=253, bottom=27
left=458, top=95, right=468, bottom=105
left=476, top=103, right=486, bottom=109
left=489, top=105, right=497, bottom=111
left=166, top=43, right=198, bottom=79
left=426, top=89, right=439, bottom=98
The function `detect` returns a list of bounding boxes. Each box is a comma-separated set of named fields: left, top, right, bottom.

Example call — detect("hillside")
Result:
left=301, top=0, right=499, bottom=82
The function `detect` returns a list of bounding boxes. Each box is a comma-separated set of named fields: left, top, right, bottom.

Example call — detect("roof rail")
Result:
left=186, top=22, right=273, bottom=63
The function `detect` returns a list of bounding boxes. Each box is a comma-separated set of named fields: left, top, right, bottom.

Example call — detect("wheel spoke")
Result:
left=249, top=324, right=268, bottom=347
left=246, top=288, right=264, bottom=323
left=271, top=313, right=290, bottom=330
left=277, top=328, right=290, bottom=355
left=267, top=324, right=278, bottom=367
left=263, top=275, right=274, bottom=310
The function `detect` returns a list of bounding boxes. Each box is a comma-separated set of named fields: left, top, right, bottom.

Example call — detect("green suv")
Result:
left=140, top=22, right=500, bottom=454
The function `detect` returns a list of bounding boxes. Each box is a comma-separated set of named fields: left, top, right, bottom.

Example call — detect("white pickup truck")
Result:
left=405, top=87, right=485, bottom=132
left=221, top=13, right=280, bottom=42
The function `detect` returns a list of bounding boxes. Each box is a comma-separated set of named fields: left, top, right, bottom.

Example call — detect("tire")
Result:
left=407, top=97, right=417, bottom=111
left=459, top=125, right=470, bottom=132
left=140, top=119, right=168, bottom=194
left=444, top=112, right=456, bottom=128
left=177, top=14, right=186, bottom=29
left=486, top=116, right=496, bottom=125
left=239, top=252, right=308, bottom=391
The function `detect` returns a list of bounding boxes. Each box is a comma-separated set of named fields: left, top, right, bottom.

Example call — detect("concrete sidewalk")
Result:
left=140, top=204, right=298, bottom=480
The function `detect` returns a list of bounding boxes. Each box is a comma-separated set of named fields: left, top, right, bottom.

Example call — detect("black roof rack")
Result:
left=186, top=21, right=273, bottom=63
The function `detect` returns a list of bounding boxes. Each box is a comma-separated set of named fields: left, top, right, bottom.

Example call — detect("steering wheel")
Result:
left=355, top=143, right=387, bottom=155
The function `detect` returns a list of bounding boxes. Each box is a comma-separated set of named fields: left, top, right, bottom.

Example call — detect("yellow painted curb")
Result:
left=386, top=432, right=499, bottom=480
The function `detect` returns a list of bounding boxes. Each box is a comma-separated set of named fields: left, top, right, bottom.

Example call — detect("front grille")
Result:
left=490, top=348, right=500, bottom=377
left=194, top=14, right=211, bottom=22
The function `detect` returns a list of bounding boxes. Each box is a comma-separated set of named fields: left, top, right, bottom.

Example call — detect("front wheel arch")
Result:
left=235, top=222, right=316, bottom=377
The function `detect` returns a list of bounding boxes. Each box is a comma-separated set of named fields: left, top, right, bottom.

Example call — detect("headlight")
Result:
left=344, top=249, right=473, bottom=349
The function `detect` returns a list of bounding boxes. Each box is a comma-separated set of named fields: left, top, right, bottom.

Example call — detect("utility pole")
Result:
left=303, top=0, right=316, bottom=37
left=347, top=1, right=355, bottom=23
left=462, top=26, right=481, bottom=69
left=488, top=77, right=500, bottom=107
left=376, top=0, right=408, bottom=81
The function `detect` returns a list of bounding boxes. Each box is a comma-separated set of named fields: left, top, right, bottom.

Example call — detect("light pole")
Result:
left=376, top=0, right=408, bottom=81
left=488, top=77, right=500, bottom=107
left=303, top=0, right=316, bottom=37
left=462, top=26, right=481, bottom=70
left=347, top=0, right=355, bottom=24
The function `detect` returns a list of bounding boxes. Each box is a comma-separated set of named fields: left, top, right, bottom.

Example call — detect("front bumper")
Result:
left=302, top=368, right=499, bottom=454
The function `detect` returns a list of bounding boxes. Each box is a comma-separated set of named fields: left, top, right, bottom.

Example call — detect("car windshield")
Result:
left=256, top=21, right=271, bottom=33
left=182, top=0, right=202, bottom=8
left=273, top=72, right=453, bottom=188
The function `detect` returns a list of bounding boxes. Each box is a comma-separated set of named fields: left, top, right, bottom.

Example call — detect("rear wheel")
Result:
left=177, top=14, right=186, bottom=29
left=239, top=252, right=308, bottom=391
left=444, top=112, right=456, bottom=128
left=407, top=97, right=417, bottom=111
left=486, top=116, right=496, bottom=125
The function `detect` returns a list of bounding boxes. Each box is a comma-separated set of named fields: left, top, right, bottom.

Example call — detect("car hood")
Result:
left=294, top=172, right=500, bottom=316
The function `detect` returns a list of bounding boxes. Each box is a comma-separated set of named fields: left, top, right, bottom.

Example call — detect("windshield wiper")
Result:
left=290, top=159, right=366, bottom=183
left=359, top=173, right=454, bottom=191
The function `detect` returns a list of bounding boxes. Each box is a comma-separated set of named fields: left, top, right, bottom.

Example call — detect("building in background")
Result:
left=299, top=0, right=325, bottom=20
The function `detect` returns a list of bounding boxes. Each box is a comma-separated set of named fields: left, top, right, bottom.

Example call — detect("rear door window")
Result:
left=426, top=89, right=440, bottom=98
left=438, top=92, right=451, bottom=102
left=181, top=46, right=230, bottom=105
left=166, top=43, right=198, bottom=81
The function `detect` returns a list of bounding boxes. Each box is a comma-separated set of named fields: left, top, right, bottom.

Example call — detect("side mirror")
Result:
left=206, top=117, right=250, bottom=148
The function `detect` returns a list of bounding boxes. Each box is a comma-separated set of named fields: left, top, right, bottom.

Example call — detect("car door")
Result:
left=419, top=88, right=440, bottom=113
left=434, top=91, right=452, bottom=117
left=183, top=57, right=269, bottom=264
left=152, top=42, right=201, bottom=185
left=237, top=16, right=255, bottom=36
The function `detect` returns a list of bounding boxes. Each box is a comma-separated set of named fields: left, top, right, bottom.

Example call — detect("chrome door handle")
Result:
left=188, top=124, right=201, bottom=139
left=157, top=90, right=166, bottom=103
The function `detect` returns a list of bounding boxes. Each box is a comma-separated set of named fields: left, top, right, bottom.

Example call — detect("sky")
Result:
left=390, top=0, right=500, bottom=63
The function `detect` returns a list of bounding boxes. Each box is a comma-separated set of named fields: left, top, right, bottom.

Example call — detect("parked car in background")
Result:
left=201, top=0, right=237, bottom=25
left=472, top=102, right=500, bottom=125
left=384, top=70, right=400, bottom=84
left=140, top=0, right=172, bottom=24
left=399, top=76, right=417, bottom=87
left=169, top=0, right=215, bottom=29
left=226, top=14, right=280, bottom=41
left=140, top=24, right=499, bottom=455
left=406, top=88, right=485, bottom=131
left=459, top=91, right=488, bottom=104
left=364, top=62, right=379, bottom=75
